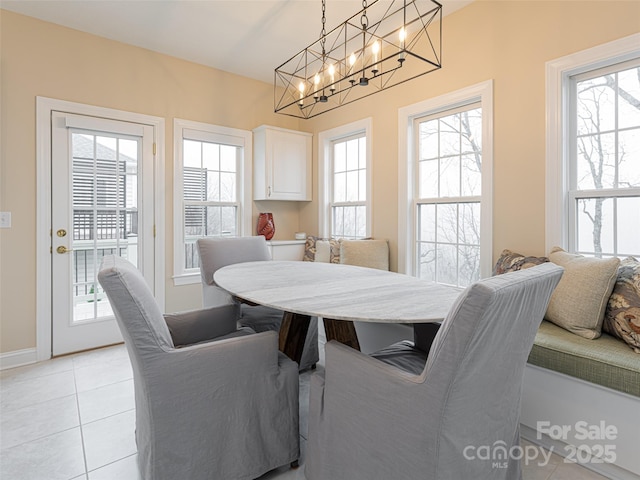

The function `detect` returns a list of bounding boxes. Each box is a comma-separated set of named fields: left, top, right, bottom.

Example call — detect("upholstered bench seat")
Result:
left=528, top=320, right=640, bottom=397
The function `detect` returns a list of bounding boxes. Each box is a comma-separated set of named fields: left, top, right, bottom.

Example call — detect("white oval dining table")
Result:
left=214, top=260, right=462, bottom=363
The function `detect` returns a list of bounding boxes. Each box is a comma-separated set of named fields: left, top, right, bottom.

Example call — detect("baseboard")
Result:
left=0, top=348, right=38, bottom=370
left=520, top=424, right=640, bottom=480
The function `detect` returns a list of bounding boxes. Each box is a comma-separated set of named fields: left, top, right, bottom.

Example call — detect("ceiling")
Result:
left=1, top=0, right=472, bottom=84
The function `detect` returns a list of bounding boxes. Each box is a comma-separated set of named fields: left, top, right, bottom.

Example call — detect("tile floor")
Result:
left=0, top=344, right=607, bottom=480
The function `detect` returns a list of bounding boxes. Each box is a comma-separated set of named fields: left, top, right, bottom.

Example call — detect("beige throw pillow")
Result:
left=546, top=247, right=620, bottom=339
left=340, top=239, right=389, bottom=271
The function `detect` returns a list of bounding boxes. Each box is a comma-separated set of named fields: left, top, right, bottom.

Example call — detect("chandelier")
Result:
left=274, top=0, right=442, bottom=119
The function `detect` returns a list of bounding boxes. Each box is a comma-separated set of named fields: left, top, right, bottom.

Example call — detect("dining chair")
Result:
left=197, top=236, right=319, bottom=370
left=305, top=262, right=564, bottom=480
left=98, top=255, right=300, bottom=480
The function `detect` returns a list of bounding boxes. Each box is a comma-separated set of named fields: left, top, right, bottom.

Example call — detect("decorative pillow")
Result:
left=546, top=247, right=620, bottom=339
left=340, top=239, right=389, bottom=271
left=493, top=249, right=549, bottom=276
left=603, top=257, right=640, bottom=353
left=302, top=236, right=340, bottom=263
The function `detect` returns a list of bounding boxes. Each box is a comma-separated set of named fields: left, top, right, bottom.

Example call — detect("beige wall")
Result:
left=1, top=2, right=639, bottom=354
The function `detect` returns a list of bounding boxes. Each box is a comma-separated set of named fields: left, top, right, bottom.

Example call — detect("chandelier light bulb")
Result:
left=349, top=53, right=356, bottom=67
left=328, top=64, right=336, bottom=84
left=372, top=40, right=380, bottom=62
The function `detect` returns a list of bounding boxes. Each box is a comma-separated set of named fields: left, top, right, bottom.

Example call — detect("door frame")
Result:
left=36, top=97, right=165, bottom=361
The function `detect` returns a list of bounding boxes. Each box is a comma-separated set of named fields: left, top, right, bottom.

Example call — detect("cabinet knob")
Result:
left=268, top=186, right=271, bottom=197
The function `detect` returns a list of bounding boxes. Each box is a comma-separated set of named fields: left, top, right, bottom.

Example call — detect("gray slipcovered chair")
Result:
left=197, top=236, right=319, bottom=370
left=97, top=255, right=299, bottom=480
left=306, top=262, right=564, bottom=480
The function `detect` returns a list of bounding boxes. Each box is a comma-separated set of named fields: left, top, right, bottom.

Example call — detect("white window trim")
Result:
left=173, top=119, right=252, bottom=285
left=318, top=118, right=373, bottom=238
left=36, top=96, right=165, bottom=362
left=398, top=80, right=494, bottom=276
left=545, top=33, right=640, bottom=253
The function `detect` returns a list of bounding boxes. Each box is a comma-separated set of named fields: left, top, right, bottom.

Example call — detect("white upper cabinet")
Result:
left=253, top=125, right=312, bottom=201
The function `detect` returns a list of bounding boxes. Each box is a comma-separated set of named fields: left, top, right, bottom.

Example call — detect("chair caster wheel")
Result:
left=291, top=460, right=299, bottom=469
left=311, top=363, right=317, bottom=370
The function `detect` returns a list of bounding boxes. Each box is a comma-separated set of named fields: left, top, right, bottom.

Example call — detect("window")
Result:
left=318, top=118, right=372, bottom=239
left=399, top=81, right=493, bottom=284
left=174, top=119, right=252, bottom=284
left=331, top=134, right=367, bottom=239
left=415, top=104, right=482, bottom=286
left=569, top=61, right=640, bottom=257
left=546, top=34, right=640, bottom=258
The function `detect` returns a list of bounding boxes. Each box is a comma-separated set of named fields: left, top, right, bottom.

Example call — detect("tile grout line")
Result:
left=72, top=363, right=90, bottom=478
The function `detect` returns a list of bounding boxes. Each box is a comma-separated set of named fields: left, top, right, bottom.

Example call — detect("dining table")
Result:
left=214, top=260, right=462, bottom=364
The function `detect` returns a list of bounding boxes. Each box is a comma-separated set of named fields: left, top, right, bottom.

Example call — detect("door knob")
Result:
left=56, top=246, right=73, bottom=254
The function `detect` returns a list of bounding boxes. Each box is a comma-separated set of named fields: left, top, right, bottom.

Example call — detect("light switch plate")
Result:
left=0, top=212, right=12, bottom=228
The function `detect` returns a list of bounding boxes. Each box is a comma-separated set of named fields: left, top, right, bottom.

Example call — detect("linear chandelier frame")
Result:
left=275, top=0, right=442, bottom=119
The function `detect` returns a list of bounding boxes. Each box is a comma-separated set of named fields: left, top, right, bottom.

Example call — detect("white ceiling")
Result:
left=2, top=0, right=471, bottom=84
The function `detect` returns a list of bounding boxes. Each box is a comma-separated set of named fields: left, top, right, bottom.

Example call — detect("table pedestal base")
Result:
left=279, top=312, right=360, bottom=364
left=322, top=318, right=360, bottom=351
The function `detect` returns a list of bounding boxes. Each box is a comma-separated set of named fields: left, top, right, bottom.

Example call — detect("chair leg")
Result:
left=311, top=363, right=317, bottom=370
left=291, top=460, right=299, bottom=469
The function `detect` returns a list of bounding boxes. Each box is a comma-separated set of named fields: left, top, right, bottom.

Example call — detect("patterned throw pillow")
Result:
left=603, top=257, right=640, bottom=353
left=492, top=249, right=549, bottom=276
left=302, top=236, right=340, bottom=263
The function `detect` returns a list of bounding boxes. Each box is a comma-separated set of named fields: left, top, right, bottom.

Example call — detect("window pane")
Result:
left=183, top=140, right=201, bottom=168
left=333, top=206, right=344, bottom=237
left=459, top=203, right=480, bottom=245
left=437, top=204, right=457, bottom=244
left=439, top=114, right=460, bottom=157
left=419, top=203, right=436, bottom=242
left=205, top=206, right=221, bottom=236
left=346, top=139, right=359, bottom=171
left=458, top=245, right=480, bottom=287
left=334, top=172, right=346, bottom=202
left=220, top=145, right=236, bottom=172
left=417, top=242, right=436, bottom=281
left=577, top=76, right=615, bottom=135
left=206, top=171, right=219, bottom=201
left=618, top=66, right=640, bottom=130
left=202, top=143, right=219, bottom=171
left=343, top=206, right=356, bottom=238
left=419, top=120, right=438, bottom=160
left=576, top=198, right=614, bottom=256
left=440, top=156, right=460, bottom=197
left=219, top=172, right=236, bottom=202
left=461, top=108, right=482, bottom=153
left=334, top=142, right=346, bottom=172
left=576, top=133, right=615, bottom=189
left=618, top=128, right=640, bottom=187
left=461, top=154, right=481, bottom=196
left=221, top=206, right=237, bottom=236
left=346, top=171, right=358, bottom=202
left=184, top=166, right=205, bottom=201
left=419, top=160, right=438, bottom=198
left=358, top=170, right=366, bottom=201
left=184, top=205, right=204, bottom=237
left=355, top=206, right=367, bottom=238
left=359, top=137, right=367, bottom=169
left=96, top=136, right=116, bottom=161
left=617, top=196, right=640, bottom=255
left=436, top=244, right=457, bottom=285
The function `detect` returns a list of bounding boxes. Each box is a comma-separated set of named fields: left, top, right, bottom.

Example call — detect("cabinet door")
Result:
left=268, top=130, right=310, bottom=200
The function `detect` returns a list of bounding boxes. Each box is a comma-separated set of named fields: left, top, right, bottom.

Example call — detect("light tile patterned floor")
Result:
left=0, top=344, right=607, bottom=480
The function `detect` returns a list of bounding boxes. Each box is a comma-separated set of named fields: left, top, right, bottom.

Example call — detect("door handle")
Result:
left=56, top=246, right=73, bottom=254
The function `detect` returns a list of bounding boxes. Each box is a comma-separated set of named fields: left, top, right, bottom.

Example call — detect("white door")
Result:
left=51, top=112, right=155, bottom=355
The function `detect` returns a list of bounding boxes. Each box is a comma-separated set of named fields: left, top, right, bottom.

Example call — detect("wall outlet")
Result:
left=0, top=212, right=12, bottom=228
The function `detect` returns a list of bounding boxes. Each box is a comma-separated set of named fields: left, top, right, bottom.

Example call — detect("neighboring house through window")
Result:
left=318, top=118, right=372, bottom=239
left=173, top=119, right=252, bottom=284
left=399, top=81, right=493, bottom=286
left=546, top=34, right=640, bottom=258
